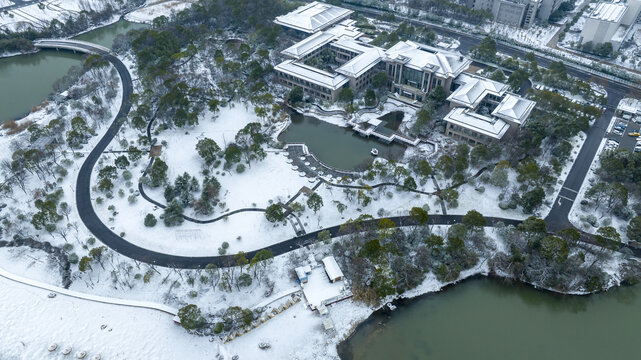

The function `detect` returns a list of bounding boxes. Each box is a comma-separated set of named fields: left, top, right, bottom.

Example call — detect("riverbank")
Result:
left=338, top=274, right=641, bottom=359
left=0, top=19, right=146, bottom=123
left=328, top=223, right=634, bottom=359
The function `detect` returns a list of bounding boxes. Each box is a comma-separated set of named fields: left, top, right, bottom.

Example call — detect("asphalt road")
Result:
left=39, top=26, right=637, bottom=268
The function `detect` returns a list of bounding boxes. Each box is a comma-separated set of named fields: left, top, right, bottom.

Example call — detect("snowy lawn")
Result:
left=125, top=0, right=194, bottom=24
left=0, top=0, right=121, bottom=32
left=0, top=276, right=212, bottom=360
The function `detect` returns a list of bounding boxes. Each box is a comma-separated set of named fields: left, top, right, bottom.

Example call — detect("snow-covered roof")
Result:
left=324, top=19, right=363, bottom=39
left=331, top=37, right=376, bottom=53
left=322, top=256, right=344, bottom=281
left=281, top=31, right=336, bottom=59
left=295, top=265, right=312, bottom=281
left=491, top=93, right=536, bottom=125
left=367, top=118, right=383, bottom=126
left=589, top=2, right=628, bottom=22
left=384, top=41, right=471, bottom=78
left=275, top=60, right=349, bottom=90
left=447, top=73, right=508, bottom=109
left=444, top=107, right=510, bottom=139
left=336, top=47, right=385, bottom=78
left=274, top=1, right=353, bottom=34
left=618, top=97, right=641, bottom=115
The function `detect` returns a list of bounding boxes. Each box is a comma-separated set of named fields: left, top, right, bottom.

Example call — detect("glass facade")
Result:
left=401, top=67, right=422, bottom=89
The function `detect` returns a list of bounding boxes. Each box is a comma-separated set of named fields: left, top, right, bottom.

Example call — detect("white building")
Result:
left=580, top=0, right=641, bottom=51
left=275, top=3, right=470, bottom=103
left=274, top=1, right=353, bottom=35
left=384, top=41, right=471, bottom=103
left=444, top=74, right=535, bottom=145
left=321, top=256, right=344, bottom=282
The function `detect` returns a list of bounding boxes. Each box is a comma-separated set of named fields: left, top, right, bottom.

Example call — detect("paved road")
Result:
left=37, top=35, right=637, bottom=269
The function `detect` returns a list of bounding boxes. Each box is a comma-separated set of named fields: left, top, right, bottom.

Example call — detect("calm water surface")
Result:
left=280, top=111, right=406, bottom=170
left=340, top=277, right=641, bottom=360
left=0, top=20, right=146, bottom=122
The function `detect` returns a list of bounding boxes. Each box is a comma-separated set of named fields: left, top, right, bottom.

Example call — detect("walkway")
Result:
left=0, top=266, right=177, bottom=315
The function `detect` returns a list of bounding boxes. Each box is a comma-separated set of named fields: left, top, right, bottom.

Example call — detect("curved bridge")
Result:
left=41, top=37, right=636, bottom=269
left=33, top=39, right=112, bottom=55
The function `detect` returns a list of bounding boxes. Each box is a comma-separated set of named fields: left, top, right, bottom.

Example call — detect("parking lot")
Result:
left=606, top=116, right=641, bottom=153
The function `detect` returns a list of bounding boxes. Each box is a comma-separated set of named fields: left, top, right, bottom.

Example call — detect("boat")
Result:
left=370, top=148, right=379, bottom=156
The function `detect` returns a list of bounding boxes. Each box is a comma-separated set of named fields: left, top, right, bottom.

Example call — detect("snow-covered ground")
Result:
left=616, top=24, right=641, bottom=72
left=0, top=0, right=121, bottom=32
left=125, top=0, right=194, bottom=24
left=483, top=22, right=559, bottom=48
left=0, top=275, right=212, bottom=360
left=0, top=0, right=14, bottom=9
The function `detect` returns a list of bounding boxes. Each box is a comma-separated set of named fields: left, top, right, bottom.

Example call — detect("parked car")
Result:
left=629, top=132, right=640, bottom=137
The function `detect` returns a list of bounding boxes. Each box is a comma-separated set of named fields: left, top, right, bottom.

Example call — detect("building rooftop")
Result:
left=491, top=93, right=536, bottom=125
left=324, top=19, right=363, bottom=39
left=336, top=47, right=385, bottom=78
left=589, top=2, right=628, bottom=22
left=444, top=107, right=510, bottom=139
left=281, top=31, right=337, bottom=59
left=618, top=97, right=641, bottom=115
left=447, top=73, right=508, bottom=109
left=322, top=256, right=344, bottom=281
left=385, top=41, right=471, bottom=78
left=274, top=1, right=353, bottom=34
left=331, top=37, right=377, bottom=53
left=275, top=59, right=349, bottom=90
left=281, top=20, right=365, bottom=60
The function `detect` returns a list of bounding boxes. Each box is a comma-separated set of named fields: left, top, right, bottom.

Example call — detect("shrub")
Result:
left=144, top=213, right=157, bottom=227
left=68, top=253, right=79, bottom=264
left=213, top=322, right=224, bottom=334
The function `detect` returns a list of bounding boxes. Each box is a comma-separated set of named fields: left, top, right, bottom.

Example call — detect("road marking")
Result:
left=558, top=195, right=575, bottom=202
left=562, top=187, right=578, bottom=194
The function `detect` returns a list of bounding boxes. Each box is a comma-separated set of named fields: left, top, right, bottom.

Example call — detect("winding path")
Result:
left=36, top=37, right=637, bottom=269
left=0, top=265, right=177, bottom=315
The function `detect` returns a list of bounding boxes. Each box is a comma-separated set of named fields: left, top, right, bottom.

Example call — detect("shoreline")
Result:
left=335, top=268, right=627, bottom=359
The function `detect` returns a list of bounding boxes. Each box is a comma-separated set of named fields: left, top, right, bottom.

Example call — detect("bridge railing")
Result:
left=33, top=39, right=112, bottom=55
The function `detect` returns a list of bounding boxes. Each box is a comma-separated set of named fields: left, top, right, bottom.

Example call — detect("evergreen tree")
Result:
left=177, top=304, right=206, bottom=330
left=163, top=200, right=184, bottom=227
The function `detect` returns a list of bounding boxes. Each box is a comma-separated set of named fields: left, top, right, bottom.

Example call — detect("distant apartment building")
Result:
left=466, top=0, right=540, bottom=27
left=537, top=0, right=564, bottom=20
left=580, top=0, right=641, bottom=51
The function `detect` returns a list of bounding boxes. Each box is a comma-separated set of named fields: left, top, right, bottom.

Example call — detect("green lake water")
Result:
left=339, top=277, right=641, bottom=360
left=280, top=111, right=407, bottom=170
left=0, top=20, right=146, bottom=123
